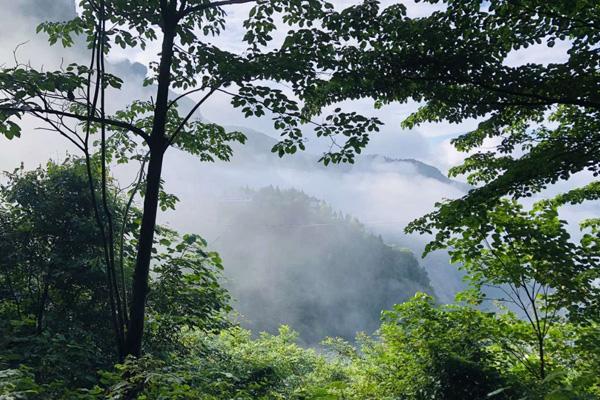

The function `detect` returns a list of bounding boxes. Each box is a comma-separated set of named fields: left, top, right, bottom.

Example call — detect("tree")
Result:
left=336, top=293, right=523, bottom=400
left=0, top=0, right=380, bottom=357
left=445, top=198, right=600, bottom=379
left=301, top=0, right=599, bottom=208
left=0, top=158, right=231, bottom=384
left=0, top=159, right=119, bottom=384
left=276, top=0, right=600, bottom=318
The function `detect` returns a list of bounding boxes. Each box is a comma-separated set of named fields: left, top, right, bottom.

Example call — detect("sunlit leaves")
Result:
left=148, top=228, right=231, bottom=351
left=418, top=194, right=600, bottom=322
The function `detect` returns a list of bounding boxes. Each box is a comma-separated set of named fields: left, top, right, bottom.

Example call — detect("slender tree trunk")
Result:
left=124, top=14, right=176, bottom=357
left=124, top=147, right=165, bottom=356
left=538, top=335, right=545, bottom=379
left=36, top=278, right=49, bottom=334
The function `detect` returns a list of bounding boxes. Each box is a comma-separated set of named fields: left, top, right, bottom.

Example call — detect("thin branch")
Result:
left=500, top=340, right=540, bottom=378
left=182, top=0, right=257, bottom=16
left=167, top=86, right=210, bottom=110
left=167, top=86, right=218, bottom=146
left=0, top=106, right=150, bottom=142
left=98, top=6, right=126, bottom=341
left=31, top=112, right=86, bottom=152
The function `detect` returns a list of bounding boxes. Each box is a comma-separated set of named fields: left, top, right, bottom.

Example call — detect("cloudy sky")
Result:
left=0, top=0, right=579, bottom=225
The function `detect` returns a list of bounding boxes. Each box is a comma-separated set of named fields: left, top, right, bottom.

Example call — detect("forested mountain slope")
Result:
left=205, top=187, right=433, bottom=344
left=165, top=126, right=469, bottom=306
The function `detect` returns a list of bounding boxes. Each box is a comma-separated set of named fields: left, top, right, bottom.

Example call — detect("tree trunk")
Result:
left=36, top=278, right=50, bottom=334
left=538, top=335, right=545, bottom=379
left=124, top=146, right=165, bottom=357
left=123, top=16, right=176, bottom=357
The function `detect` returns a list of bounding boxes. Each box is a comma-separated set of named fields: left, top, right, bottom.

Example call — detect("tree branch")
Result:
left=0, top=106, right=150, bottom=142
left=167, top=86, right=218, bottom=146
left=183, top=0, right=257, bottom=16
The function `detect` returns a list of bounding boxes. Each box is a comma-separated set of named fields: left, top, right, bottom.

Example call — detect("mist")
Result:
left=0, top=0, right=482, bottom=342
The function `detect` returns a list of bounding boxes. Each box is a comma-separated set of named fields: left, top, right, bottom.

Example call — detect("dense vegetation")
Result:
left=1, top=0, right=599, bottom=399
left=1, top=159, right=598, bottom=399
left=0, top=160, right=231, bottom=386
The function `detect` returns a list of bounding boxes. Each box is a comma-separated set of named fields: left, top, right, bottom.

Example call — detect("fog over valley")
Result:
left=2, top=0, right=594, bottom=343
left=2, top=1, right=599, bottom=397
left=0, top=0, right=475, bottom=343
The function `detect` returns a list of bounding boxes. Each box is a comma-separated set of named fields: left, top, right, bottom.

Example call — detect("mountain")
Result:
left=227, top=127, right=471, bottom=189
left=157, top=121, right=470, bottom=339
left=207, top=187, right=434, bottom=344
left=370, top=156, right=472, bottom=192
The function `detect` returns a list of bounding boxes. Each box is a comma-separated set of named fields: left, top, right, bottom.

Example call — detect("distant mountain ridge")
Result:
left=227, top=126, right=471, bottom=190
left=366, top=155, right=472, bottom=192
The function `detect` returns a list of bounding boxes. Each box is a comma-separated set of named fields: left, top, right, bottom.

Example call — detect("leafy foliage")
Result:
left=0, top=159, right=230, bottom=386
left=4, top=293, right=596, bottom=399
left=300, top=0, right=600, bottom=201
